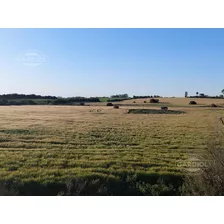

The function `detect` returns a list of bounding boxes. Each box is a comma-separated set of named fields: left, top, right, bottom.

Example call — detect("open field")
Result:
left=0, top=98, right=223, bottom=195
left=121, top=97, right=224, bottom=106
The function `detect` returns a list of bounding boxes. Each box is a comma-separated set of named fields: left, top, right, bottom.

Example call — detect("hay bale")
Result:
left=106, top=103, right=113, bottom=106
left=150, top=99, right=159, bottom=103
left=189, top=101, right=197, bottom=105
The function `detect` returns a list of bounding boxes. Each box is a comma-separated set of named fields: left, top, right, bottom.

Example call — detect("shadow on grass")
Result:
left=0, top=173, right=184, bottom=196
left=0, top=129, right=36, bottom=135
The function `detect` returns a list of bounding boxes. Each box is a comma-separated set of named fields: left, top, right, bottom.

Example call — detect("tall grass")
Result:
left=0, top=104, right=223, bottom=195
left=181, top=123, right=224, bottom=196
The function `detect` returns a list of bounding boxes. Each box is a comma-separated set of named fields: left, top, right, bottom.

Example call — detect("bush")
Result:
left=189, top=101, right=197, bottom=105
left=211, top=103, right=217, bottom=107
left=181, top=124, right=224, bottom=196
left=114, top=105, right=119, bottom=109
left=80, top=102, right=85, bottom=106
left=161, top=107, right=168, bottom=111
left=133, top=101, right=136, bottom=103
left=144, top=101, right=147, bottom=103
left=150, top=99, right=159, bottom=103
left=106, top=103, right=113, bottom=106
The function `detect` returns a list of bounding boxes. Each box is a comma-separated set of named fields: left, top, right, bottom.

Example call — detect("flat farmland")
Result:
left=0, top=98, right=223, bottom=195
left=117, top=97, right=224, bottom=107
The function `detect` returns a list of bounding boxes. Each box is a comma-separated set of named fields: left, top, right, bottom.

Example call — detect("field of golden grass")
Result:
left=0, top=98, right=223, bottom=195
left=119, top=97, right=224, bottom=106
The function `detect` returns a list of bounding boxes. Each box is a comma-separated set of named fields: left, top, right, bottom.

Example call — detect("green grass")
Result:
left=99, top=97, right=109, bottom=102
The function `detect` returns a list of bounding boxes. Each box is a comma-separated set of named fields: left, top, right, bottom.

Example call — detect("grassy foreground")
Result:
left=0, top=98, right=223, bottom=195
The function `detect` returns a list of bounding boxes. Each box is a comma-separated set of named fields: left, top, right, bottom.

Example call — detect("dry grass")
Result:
left=119, top=97, right=224, bottom=107
left=0, top=98, right=223, bottom=195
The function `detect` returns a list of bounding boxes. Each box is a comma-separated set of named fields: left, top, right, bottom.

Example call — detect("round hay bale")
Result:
left=150, top=99, right=159, bottom=103
left=189, top=101, right=197, bottom=105
left=106, top=102, right=113, bottom=106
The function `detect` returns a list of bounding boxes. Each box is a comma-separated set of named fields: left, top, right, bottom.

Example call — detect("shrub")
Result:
left=144, top=101, right=147, bottom=103
left=211, top=103, right=217, bottom=107
left=114, top=105, right=119, bottom=109
left=133, top=101, right=136, bottom=103
left=189, top=101, right=197, bottom=105
left=181, top=123, right=224, bottom=196
left=150, top=99, right=159, bottom=103
left=80, top=102, right=85, bottom=106
left=106, top=103, right=113, bottom=106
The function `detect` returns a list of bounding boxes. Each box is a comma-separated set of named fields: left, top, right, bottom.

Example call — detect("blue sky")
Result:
left=0, top=28, right=224, bottom=97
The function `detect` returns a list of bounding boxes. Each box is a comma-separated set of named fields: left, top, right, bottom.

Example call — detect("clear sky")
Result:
left=1, top=28, right=224, bottom=97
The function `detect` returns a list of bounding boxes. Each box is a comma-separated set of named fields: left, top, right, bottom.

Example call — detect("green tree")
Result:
left=221, top=89, right=224, bottom=95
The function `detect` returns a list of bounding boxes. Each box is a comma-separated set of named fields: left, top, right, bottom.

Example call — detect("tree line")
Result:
left=133, top=95, right=162, bottom=99
left=0, top=94, right=100, bottom=105
left=0, top=94, right=57, bottom=100
left=0, top=93, right=164, bottom=105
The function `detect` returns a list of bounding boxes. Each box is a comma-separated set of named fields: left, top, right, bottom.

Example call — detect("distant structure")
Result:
left=185, top=91, right=224, bottom=99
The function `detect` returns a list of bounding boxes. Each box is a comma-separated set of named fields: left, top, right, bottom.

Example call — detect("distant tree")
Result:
left=196, top=92, right=199, bottom=97
left=221, top=89, right=224, bottom=96
left=185, top=91, right=188, bottom=98
left=0, top=93, right=57, bottom=100
left=133, top=95, right=161, bottom=99
left=111, top=94, right=129, bottom=99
